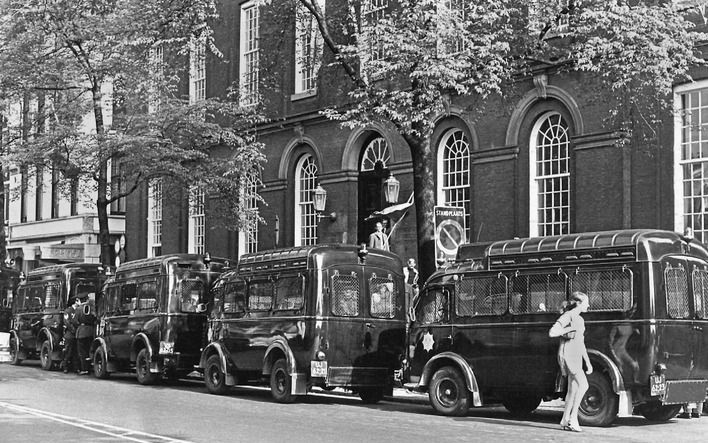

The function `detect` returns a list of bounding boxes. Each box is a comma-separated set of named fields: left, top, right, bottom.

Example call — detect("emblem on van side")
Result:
left=422, top=332, right=435, bottom=352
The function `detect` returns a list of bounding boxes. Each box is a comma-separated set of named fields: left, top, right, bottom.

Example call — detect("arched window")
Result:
left=437, top=129, right=471, bottom=240
left=529, top=112, right=570, bottom=237
left=294, top=154, right=318, bottom=246
left=360, top=137, right=390, bottom=171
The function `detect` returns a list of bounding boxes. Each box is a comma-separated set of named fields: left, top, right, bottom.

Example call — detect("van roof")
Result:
left=116, top=254, right=229, bottom=275
left=455, top=229, right=708, bottom=266
left=26, top=263, right=104, bottom=277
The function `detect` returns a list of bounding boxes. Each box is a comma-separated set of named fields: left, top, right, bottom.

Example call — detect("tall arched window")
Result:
left=529, top=112, right=570, bottom=237
left=437, top=129, right=471, bottom=240
left=294, top=154, right=318, bottom=246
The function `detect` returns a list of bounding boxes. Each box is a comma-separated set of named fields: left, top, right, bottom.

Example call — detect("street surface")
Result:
left=0, top=361, right=705, bottom=443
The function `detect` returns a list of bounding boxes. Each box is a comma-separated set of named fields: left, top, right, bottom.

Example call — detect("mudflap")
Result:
left=292, top=372, right=308, bottom=395
left=618, top=390, right=633, bottom=417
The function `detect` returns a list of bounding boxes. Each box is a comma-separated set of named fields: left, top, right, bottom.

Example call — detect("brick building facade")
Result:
left=122, top=1, right=705, bottom=268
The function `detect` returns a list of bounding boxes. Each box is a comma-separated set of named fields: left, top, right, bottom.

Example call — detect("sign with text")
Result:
left=434, top=206, right=467, bottom=264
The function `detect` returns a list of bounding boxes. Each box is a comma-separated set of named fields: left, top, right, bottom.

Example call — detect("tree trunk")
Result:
left=403, top=131, right=437, bottom=282
left=91, top=82, right=112, bottom=266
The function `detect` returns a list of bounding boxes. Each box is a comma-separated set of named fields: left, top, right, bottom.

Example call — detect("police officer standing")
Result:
left=61, top=297, right=80, bottom=374
left=75, top=296, right=96, bottom=375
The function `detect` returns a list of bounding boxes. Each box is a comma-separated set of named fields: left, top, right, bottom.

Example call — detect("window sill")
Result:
left=290, top=90, right=317, bottom=102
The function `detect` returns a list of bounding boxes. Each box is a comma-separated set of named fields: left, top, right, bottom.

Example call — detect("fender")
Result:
left=200, top=342, right=237, bottom=386
left=262, top=337, right=297, bottom=375
left=8, top=330, right=25, bottom=357
left=36, top=327, right=56, bottom=351
left=587, top=349, right=633, bottom=417
left=131, top=332, right=155, bottom=362
left=90, top=337, right=108, bottom=358
left=419, top=352, right=482, bottom=407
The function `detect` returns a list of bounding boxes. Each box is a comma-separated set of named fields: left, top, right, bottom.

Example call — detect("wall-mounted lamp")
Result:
left=313, top=183, right=337, bottom=222
left=383, top=173, right=400, bottom=205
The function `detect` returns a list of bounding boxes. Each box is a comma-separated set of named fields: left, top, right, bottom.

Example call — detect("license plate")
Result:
left=311, top=360, right=327, bottom=378
left=650, top=374, right=666, bottom=397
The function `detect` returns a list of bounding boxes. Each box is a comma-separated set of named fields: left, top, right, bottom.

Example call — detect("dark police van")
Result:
left=9, top=263, right=104, bottom=369
left=201, top=244, right=406, bottom=404
left=92, top=254, right=227, bottom=384
left=0, top=266, right=20, bottom=333
left=406, top=229, right=708, bottom=426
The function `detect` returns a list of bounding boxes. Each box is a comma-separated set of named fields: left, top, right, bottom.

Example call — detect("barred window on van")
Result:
left=122, top=283, right=137, bottom=312
left=570, top=270, right=632, bottom=312
left=178, top=279, right=204, bottom=313
left=138, top=281, right=158, bottom=312
left=692, top=268, right=708, bottom=319
left=418, top=288, right=448, bottom=324
left=331, top=271, right=359, bottom=317
left=44, top=283, right=61, bottom=310
left=456, top=276, right=507, bottom=317
left=248, top=281, right=273, bottom=311
left=666, top=264, right=690, bottom=319
left=511, top=273, right=567, bottom=314
left=224, top=281, right=246, bottom=314
left=370, top=274, right=395, bottom=318
left=274, top=276, right=304, bottom=311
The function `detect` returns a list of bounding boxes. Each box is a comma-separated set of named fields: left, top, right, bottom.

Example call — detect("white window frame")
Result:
left=238, top=170, right=260, bottom=257
left=240, top=0, right=260, bottom=107
left=189, top=37, right=206, bottom=104
left=674, top=79, right=708, bottom=242
left=363, top=0, right=389, bottom=63
left=188, top=184, right=206, bottom=254
left=294, top=155, right=318, bottom=246
left=436, top=128, right=471, bottom=240
left=294, top=1, right=325, bottom=96
left=360, top=137, right=390, bottom=171
left=146, top=178, right=163, bottom=257
left=148, top=45, right=164, bottom=114
left=529, top=112, right=570, bottom=237
left=437, top=0, right=466, bottom=57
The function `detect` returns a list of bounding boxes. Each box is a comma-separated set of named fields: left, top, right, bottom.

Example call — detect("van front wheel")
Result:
left=93, top=347, right=109, bottom=379
left=40, top=340, right=53, bottom=371
left=9, top=336, right=22, bottom=366
left=270, top=358, right=296, bottom=403
left=429, top=366, right=470, bottom=416
left=135, top=348, right=159, bottom=385
left=579, top=372, right=618, bottom=427
left=204, top=355, right=228, bottom=395
left=502, top=394, right=542, bottom=415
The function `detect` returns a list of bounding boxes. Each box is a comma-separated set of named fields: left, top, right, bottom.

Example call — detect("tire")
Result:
left=428, top=366, right=470, bottom=417
left=578, top=372, right=618, bottom=427
left=135, top=348, right=159, bottom=385
left=270, top=358, right=296, bottom=403
left=204, top=354, right=228, bottom=395
left=9, top=336, right=22, bottom=366
left=638, top=401, right=682, bottom=422
left=40, top=340, right=53, bottom=371
left=359, top=387, right=385, bottom=404
left=502, top=394, right=542, bottom=416
left=93, top=347, right=109, bottom=379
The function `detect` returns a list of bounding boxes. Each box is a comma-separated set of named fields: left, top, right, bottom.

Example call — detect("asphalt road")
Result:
left=1, top=361, right=706, bottom=443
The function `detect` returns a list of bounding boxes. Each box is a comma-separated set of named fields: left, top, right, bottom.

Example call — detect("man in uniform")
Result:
left=403, top=258, right=419, bottom=322
left=75, top=296, right=96, bottom=375
left=61, top=297, right=80, bottom=374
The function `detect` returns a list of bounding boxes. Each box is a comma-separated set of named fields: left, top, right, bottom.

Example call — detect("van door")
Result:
left=409, top=280, right=453, bottom=379
left=105, top=282, right=137, bottom=362
left=659, top=258, right=695, bottom=380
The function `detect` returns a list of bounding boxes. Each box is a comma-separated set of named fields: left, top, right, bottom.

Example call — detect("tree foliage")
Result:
left=282, top=0, right=707, bottom=278
left=0, top=0, right=265, bottom=264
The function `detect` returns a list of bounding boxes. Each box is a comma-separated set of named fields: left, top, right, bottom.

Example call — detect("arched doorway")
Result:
left=358, top=136, right=391, bottom=245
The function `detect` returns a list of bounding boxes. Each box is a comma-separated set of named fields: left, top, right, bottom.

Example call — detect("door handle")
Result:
left=365, top=322, right=376, bottom=329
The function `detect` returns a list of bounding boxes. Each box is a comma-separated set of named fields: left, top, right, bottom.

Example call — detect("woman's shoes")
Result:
left=566, top=424, right=582, bottom=432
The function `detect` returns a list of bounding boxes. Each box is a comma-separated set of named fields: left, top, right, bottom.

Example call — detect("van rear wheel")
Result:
left=93, top=347, right=109, bottom=379
left=136, top=348, right=159, bottom=385
left=429, top=366, right=470, bottom=416
left=638, top=401, right=682, bottom=422
left=204, top=354, right=228, bottom=395
left=40, top=340, right=53, bottom=371
left=270, top=358, right=296, bottom=403
left=579, top=372, right=618, bottom=427
left=9, top=336, right=21, bottom=365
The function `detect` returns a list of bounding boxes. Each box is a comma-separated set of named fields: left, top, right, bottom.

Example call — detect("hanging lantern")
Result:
left=383, top=173, right=400, bottom=205
left=313, top=183, right=327, bottom=213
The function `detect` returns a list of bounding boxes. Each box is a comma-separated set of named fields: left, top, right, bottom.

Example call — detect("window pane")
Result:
left=331, top=272, right=359, bottom=316
left=274, top=276, right=304, bottom=311
left=248, top=281, right=273, bottom=311
left=370, top=274, right=395, bottom=318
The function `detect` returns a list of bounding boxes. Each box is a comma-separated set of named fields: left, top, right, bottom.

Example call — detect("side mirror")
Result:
left=196, top=303, right=208, bottom=313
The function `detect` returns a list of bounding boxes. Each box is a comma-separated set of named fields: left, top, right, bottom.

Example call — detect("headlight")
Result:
left=316, top=350, right=326, bottom=361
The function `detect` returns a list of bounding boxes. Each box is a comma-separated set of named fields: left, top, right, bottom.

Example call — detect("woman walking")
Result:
left=549, top=291, right=593, bottom=432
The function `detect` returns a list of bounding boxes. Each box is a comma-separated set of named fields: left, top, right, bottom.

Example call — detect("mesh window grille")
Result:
left=248, top=282, right=273, bottom=311
left=178, top=279, right=203, bottom=313
left=455, top=276, right=507, bottom=317
left=417, top=288, right=447, bottom=324
left=666, top=265, right=690, bottom=319
left=274, top=276, right=304, bottom=311
left=370, top=274, right=395, bottom=318
left=331, top=272, right=359, bottom=317
left=693, top=268, right=708, bottom=319
left=570, top=270, right=633, bottom=312
left=44, top=283, right=60, bottom=310
left=510, top=273, right=567, bottom=314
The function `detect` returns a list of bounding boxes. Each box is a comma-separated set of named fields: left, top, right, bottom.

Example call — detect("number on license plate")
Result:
left=311, top=360, right=327, bottom=378
left=650, top=374, right=666, bottom=397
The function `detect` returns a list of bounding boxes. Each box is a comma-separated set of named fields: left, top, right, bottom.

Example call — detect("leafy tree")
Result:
left=0, top=0, right=265, bottom=265
left=285, top=0, right=706, bottom=278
